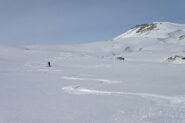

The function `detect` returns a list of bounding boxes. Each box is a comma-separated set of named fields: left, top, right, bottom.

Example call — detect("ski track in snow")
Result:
left=62, top=76, right=120, bottom=84
left=62, top=86, right=185, bottom=104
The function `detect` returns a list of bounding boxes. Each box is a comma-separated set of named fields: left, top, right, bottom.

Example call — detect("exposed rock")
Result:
left=132, top=23, right=157, bottom=33
left=124, top=46, right=132, bottom=52
left=167, top=55, right=185, bottom=62
left=117, top=57, right=125, bottom=61
left=179, top=35, right=185, bottom=40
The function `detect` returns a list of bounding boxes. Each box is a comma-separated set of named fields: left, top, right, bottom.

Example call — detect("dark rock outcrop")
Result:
left=179, top=35, right=185, bottom=40
left=132, top=23, right=157, bottom=33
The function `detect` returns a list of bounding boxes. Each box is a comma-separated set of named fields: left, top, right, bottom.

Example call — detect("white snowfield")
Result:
left=1, top=22, right=185, bottom=123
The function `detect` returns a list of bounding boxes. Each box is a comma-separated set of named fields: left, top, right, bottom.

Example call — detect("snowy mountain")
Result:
left=60, top=22, right=185, bottom=64
left=1, top=22, right=185, bottom=123
left=114, top=22, right=185, bottom=40
left=113, top=22, right=185, bottom=50
left=113, top=22, right=185, bottom=63
left=98, top=22, right=185, bottom=63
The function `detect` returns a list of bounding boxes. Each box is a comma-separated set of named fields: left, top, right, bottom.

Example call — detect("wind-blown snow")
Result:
left=1, top=22, right=185, bottom=123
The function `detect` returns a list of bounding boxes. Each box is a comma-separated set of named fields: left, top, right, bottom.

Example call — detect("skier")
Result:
left=48, top=61, right=51, bottom=67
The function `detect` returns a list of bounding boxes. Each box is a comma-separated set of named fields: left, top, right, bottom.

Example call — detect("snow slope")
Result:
left=0, top=22, right=185, bottom=123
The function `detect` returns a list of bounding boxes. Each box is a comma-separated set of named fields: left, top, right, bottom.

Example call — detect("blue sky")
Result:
left=0, top=0, right=184, bottom=45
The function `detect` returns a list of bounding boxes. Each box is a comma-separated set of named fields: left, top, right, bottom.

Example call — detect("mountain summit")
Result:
left=114, top=22, right=185, bottom=41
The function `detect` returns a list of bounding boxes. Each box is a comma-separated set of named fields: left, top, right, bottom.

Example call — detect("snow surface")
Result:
left=1, top=22, right=185, bottom=123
